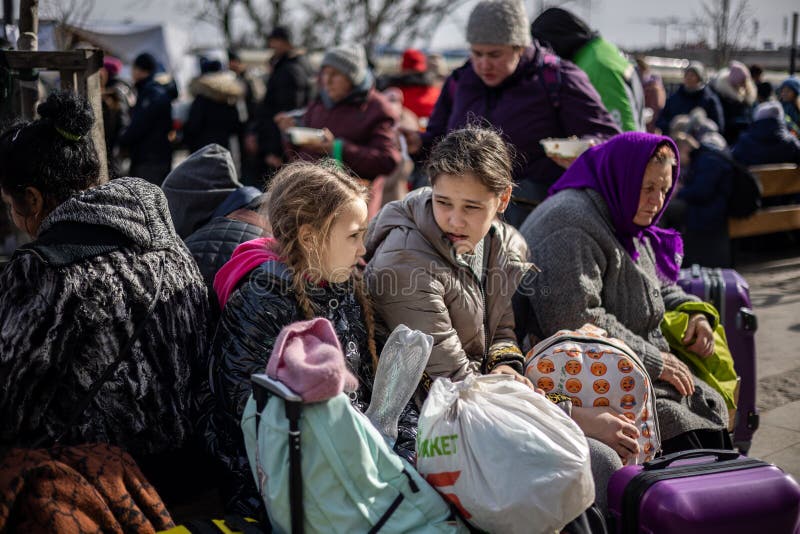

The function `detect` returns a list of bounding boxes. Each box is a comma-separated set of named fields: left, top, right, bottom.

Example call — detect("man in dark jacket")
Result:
left=656, top=62, right=724, bottom=135
left=732, top=101, right=800, bottom=166
left=118, top=53, right=175, bottom=186
left=246, top=27, right=313, bottom=181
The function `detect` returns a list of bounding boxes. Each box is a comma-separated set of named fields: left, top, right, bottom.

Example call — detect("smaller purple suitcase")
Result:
left=678, top=265, right=759, bottom=453
left=607, top=449, right=800, bottom=534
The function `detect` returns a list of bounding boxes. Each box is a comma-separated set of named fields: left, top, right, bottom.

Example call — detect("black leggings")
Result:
left=660, top=428, right=734, bottom=455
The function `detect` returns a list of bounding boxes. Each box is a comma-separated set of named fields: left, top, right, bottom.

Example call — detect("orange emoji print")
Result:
left=641, top=424, right=651, bottom=438
left=537, top=377, right=554, bottom=392
left=617, top=358, right=633, bottom=373
left=623, top=412, right=636, bottom=421
left=590, top=362, right=607, bottom=376
left=642, top=407, right=649, bottom=420
left=570, top=397, right=583, bottom=407
left=555, top=347, right=581, bottom=358
left=593, top=397, right=610, bottom=407
left=565, top=360, right=582, bottom=375
left=620, top=394, right=636, bottom=410
left=565, top=378, right=582, bottom=393
left=537, top=358, right=555, bottom=374
left=620, top=376, right=636, bottom=392
left=592, top=379, right=610, bottom=394
left=643, top=442, right=653, bottom=454
left=585, top=348, right=603, bottom=360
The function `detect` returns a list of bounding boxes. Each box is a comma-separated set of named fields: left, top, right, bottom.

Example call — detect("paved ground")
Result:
left=736, top=238, right=800, bottom=481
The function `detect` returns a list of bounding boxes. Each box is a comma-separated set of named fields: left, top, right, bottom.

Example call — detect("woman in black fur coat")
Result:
left=0, top=92, right=209, bottom=459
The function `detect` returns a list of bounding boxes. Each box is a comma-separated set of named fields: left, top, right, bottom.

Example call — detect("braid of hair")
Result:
left=354, top=275, right=379, bottom=373
left=285, top=248, right=317, bottom=320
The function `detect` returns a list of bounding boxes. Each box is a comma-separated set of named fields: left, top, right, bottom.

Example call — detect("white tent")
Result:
left=36, top=20, right=196, bottom=92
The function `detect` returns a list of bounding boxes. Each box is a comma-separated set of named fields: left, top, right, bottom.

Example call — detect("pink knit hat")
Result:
left=728, top=61, right=749, bottom=88
left=266, top=318, right=359, bottom=403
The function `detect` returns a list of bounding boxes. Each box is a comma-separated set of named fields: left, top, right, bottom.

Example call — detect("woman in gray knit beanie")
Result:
left=402, top=0, right=619, bottom=227
left=466, top=0, right=531, bottom=87
left=273, top=42, right=401, bottom=182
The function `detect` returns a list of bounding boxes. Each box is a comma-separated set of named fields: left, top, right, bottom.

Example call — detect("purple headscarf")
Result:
left=548, top=132, right=683, bottom=282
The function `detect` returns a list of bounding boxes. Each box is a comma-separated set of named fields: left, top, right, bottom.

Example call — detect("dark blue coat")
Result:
left=732, top=117, right=800, bottom=166
left=677, top=146, right=733, bottom=232
left=656, top=85, right=725, bottom=134
left=119, top=76, right=174, bottom=167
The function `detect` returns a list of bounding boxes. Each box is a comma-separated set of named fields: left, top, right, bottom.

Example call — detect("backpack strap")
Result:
left=538, top=52, right=562, bottom=109
left=285, top=399, right=304, bottom=534
left=252, top=376, right=304, bottom=534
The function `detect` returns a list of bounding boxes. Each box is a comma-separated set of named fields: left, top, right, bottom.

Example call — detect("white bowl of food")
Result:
left=540, top=137, right=592, bottom=159
left=287, top=127, right=326, bottom=145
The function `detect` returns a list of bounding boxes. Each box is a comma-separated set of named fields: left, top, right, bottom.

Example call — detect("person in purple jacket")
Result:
left=404, top=0, right=620, bottom=227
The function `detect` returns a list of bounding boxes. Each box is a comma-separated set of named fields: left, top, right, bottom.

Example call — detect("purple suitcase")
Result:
left=607, top=449, right=800, bottom=534
left=677, top=265, right=759, bottom=453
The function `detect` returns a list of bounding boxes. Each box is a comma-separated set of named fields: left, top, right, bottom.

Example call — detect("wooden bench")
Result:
left=728, top=164, right=800, bottom=239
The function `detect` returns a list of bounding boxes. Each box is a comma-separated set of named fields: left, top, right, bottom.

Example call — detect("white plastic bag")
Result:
left=365, top=324, right=432, bottom=443
left=416, top=374, right=594, bottom=534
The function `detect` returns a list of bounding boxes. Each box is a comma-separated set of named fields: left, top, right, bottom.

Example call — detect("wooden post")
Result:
left=17, top=0, right=38, bottom=120
left=1, top=49, right=109, bottom=183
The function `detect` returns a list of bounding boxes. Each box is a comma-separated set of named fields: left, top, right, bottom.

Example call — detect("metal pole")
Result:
left=17, top=0, right=39, bottom=120
left=791, top=12, right=798, bottom=76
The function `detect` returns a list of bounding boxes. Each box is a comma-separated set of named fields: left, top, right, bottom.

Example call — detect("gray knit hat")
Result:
left=466, top=0, right=532, bottom=47
left=685, top=61, right=707, bottom=83
left=321, top=44, right=368, bottom=86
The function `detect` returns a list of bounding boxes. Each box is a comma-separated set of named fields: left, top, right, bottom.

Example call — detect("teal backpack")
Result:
left=241, top=374, right=463, bottom=534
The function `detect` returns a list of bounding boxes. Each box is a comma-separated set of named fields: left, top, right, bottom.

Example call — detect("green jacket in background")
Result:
left=573, top=37, right=644, bottom=132
left=660, top=301, right=738, bottom=410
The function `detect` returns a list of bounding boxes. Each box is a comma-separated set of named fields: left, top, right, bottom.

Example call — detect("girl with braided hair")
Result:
left=199, top=160, right=406, bottom=518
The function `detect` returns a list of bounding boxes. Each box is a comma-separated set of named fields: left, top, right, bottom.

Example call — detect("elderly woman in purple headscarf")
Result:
left=515, top=132, right=730, bottom=506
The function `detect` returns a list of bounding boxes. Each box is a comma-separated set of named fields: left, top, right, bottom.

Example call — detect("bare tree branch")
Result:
left=699, top=0, right=753, bottom=67
left=190, top=0, right=464, bottom=56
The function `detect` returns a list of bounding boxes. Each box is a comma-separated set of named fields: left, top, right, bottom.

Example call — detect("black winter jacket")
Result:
left=197, top=258, right=417, bottom=516
left=185, top=216, right=264, bottom=295
left=119, top=76, right=174, bottom=167
left=732, top=117, right=800, bottom=166
left=253, top=52, right=313, bottom=158
left=0, top=177, right=209, bottom=455
left=184, top=94, right=242, bottom=153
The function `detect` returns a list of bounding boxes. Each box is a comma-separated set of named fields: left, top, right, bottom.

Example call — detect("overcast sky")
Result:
left=37, top=0, right=800, bottom=52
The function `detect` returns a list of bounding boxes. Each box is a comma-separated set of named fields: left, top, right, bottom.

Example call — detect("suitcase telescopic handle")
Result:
left=643, top=449, right=740, bottom=470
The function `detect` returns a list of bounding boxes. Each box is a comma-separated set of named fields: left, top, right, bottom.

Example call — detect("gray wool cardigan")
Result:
left=518, top=188, right=728, bottom=440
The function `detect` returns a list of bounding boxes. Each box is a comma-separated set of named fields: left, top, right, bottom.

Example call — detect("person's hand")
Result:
left=302, top=128, right=335, bottom=154
left=546, top=154, right=578, bottom=169
left=659, top=351, right=695, bottom=396
left=400, top=127, right=422, bottom=155
left=274, top=112, right=296, bottom=132
left=545, top=138, right=597, bottom=169
left=265, top=154, right=283, bottom=168
left=489, top=364, right=541, bottom=393
left=244, top=133, right=259, bottom=155
left=683, top=313, right=715, bottom=358
left=572, top=406, right=640, bottom=463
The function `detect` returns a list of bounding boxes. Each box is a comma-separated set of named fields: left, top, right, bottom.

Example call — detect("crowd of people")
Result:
left=2, top=0, right=800, bottom=530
